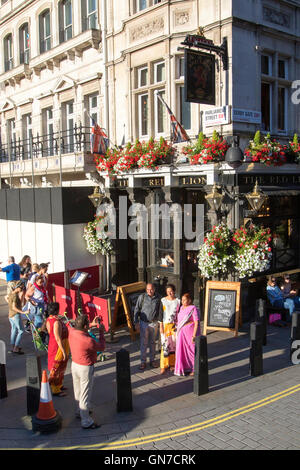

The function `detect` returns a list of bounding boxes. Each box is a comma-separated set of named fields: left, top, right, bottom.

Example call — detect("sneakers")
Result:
left=82, top=422, right=101, bottom=430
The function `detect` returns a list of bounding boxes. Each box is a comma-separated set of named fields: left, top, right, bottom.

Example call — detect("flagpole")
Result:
left=84, top=109, right=118, bottom=151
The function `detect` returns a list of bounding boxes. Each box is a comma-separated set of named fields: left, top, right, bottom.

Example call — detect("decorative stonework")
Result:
left=263, top=6, right=291, bottom=28
left=175, top=11, right=190, bottom=26
left=129, top=17, right=164, bottom=42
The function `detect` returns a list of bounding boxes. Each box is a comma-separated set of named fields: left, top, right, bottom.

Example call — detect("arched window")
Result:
left=59, top=0, right=72, bottom=43
left=81, top=0, right=98, bottom=31
left=39, top=9, right=51, bottom=53
left=4, top=34, right=13, bottom=71
left=19, top=23, right=30, bottom=64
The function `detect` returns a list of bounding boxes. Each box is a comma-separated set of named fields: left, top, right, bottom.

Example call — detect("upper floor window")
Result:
left=134, top=0, right=162, bottom=13
left=39, top=9, right=51, bottom=53
left=82, top=0, right=98, bottom=31
left=261, top=54, right=289, bottom=134
left=134, top=60, right=166, bottom=138
left=4, top=34, right=13, bottom=72
left=59, top=0, right=73, bottom=43
left=175, top=56, right=191, bottom=131
left=19, top=23, right=30, bottom=65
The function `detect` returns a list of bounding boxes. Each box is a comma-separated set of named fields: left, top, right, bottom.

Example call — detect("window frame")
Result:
left=4, top=33, right=13, bottom=72
left=19, top=23, right=30, bottom=65
left=39, top=9, right=51, bottom=53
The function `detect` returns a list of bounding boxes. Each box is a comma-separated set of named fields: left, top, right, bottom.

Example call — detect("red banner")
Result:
left=80, top=292, right=109, bottom=331
left=54, top=285, right=77, bottom=319
left=48, top=272, right=65, bottom=301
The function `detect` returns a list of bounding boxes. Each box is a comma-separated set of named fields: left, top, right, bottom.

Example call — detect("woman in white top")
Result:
left=159, top=284, right=180, bottom=374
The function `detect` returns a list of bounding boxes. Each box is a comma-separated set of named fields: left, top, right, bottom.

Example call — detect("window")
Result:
left=138, top=94, right=149, bottom=137
left=176, top=56, right=191, bottom=131
left=154, top=61, right=165, bottom=83
left=134, top=0, right=162, bottom=13
left=87, top=93, right=98, bottom=126
left=261, top=55, right=289, bottom=134
left=7, top=119, right=16, bottom=161
left=63, top=101, right=75, bottom=152
left=39, top=9, right=51, bottom=53
left=59, top=0, right=72, bottom=43
left=82, top=0, right=98, bottom=31
left=155, top=90, right=166, bottom=135
left=134, top=60, right=166, bottom=138
left=138, top=66, right=148, bottom=88
left=153, top=192, right=174, bottom=271
left=42, top=108, right=54, bottom=156
left=19, top=23, right=30, bottom=65
left=4, top=34, right=13, bottom=72
left=255, top=196, right=300, bottom=271
left=179, top=86, right=191, bottom=130
left=22, top=114, right=32, bottom=159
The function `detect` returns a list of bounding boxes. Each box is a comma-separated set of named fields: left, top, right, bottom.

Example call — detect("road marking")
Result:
left=4, top=383, right=300, bottom=450
left=41, top=382, right=300, bottom=450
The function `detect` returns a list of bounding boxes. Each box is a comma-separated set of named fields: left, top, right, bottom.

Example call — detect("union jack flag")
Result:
left=156, top=93, right=190, bottom=144
left=90, top=120, right=109, bottom=156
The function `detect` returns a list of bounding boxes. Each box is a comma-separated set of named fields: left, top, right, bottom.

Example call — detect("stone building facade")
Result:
left=0, top=0, right=300, bottom=303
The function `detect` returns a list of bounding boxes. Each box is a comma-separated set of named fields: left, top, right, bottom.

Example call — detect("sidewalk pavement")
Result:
left=0, top=281, right=300, bottom=450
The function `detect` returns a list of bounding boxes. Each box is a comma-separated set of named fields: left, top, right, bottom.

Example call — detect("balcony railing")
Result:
left=0, top=124, right=92, bottom=162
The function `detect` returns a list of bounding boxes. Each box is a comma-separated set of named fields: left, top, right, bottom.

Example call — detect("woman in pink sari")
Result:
left=174, top=293, right=200, bottom=377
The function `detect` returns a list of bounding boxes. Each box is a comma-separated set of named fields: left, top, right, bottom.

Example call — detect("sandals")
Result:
left=53, top=391, right=67, bottom=397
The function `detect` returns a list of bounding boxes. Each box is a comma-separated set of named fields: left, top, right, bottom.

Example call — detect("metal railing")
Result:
left=0, top=124, right=92, bottom=163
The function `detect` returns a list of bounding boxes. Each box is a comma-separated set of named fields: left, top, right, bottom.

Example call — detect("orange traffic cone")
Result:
left=32, top=370, right=62, bottom=433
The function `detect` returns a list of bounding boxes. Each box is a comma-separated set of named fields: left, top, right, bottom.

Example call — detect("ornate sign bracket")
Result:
left=180, top=29, right=228, bottom=71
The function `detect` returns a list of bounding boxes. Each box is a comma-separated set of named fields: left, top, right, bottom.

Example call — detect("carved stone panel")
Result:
left=129, top=17, right=164, bottom=43
left=174, top=11, right=190, bottom=26
left=263, top=6, right=291, bottom=28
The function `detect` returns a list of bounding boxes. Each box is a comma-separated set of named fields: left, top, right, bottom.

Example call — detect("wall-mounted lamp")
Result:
left=245, top=180, right=268, bottom=213
left=205, top=183, right=224, bottom=212
left=88, top=186, right=104, bottom=208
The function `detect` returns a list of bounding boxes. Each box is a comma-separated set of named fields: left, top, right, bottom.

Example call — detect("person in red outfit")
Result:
left=67, top=314, right=104, bottom=429
left=46, top=302, right=69, bottom=397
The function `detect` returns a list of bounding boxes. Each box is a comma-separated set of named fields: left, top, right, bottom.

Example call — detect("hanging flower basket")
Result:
left=198, top=223, right=273, bottom=279
left=83, top=215, right=114, bottom=256
left=287, top=133, right=300, bottom=164
left=183, top=131, right=229, bottom=165
left=197, top=223, right=233, bottom=278
left=244, top=131, right=287, bottom=166
left=94, top=137, right=174, bottom=174
left=232, top=225, right=273, bottom=279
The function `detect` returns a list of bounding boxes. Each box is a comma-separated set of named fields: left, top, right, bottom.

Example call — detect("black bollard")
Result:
left=290, top=311, right=300, bottom=362
left=26, top=354, right=42, bottom=416
left=0, top=340, right=7, bottom=399
left=193, top=336, right=209, bottom=396
left=116, top=348, right=132, bottom=412
left=0, top=364, right=7, bottom=399
left=250, top=322, right=263, bottom=377
left=255, top=299, right=267, bottom=346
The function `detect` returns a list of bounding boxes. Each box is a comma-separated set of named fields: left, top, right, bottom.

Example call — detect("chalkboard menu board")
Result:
left=208, top=290, right=236, bottom=328
left=203, top=281, right=241, bottom=337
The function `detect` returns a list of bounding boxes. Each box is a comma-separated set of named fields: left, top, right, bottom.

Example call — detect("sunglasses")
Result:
left=271, top=279, right=276, bottom=283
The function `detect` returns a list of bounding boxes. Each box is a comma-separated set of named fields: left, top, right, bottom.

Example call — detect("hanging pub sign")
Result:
left=184, top=49, right=215, bottom=105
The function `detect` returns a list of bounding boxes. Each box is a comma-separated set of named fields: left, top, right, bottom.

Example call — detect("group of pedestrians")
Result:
left=0, top=256, right=50, bottom=354
left=134, top=283, right=201, bottom=377
left=1, top=255, right=104, bottom=429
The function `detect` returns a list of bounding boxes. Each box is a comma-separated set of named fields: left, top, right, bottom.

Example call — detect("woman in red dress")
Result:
left=46, top=302, right=69, bottom=396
